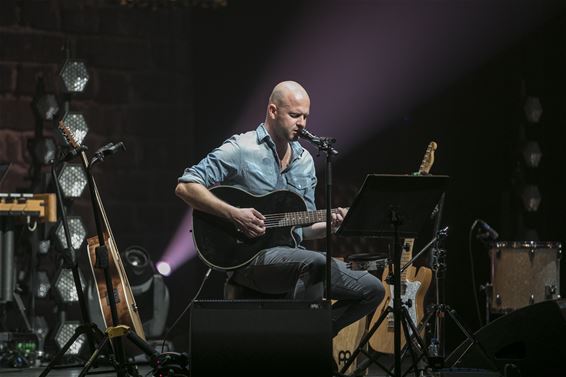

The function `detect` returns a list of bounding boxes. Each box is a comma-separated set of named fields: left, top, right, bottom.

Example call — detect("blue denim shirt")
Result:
left=178, top=123, right=318, bottom=243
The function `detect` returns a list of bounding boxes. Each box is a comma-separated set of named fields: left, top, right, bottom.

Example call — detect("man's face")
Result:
left=272, top=93, right=310, bottom=142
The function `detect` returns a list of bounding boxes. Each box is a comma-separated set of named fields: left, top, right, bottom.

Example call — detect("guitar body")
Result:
left=87, top=233, right=146, bottom=340
left=368, top=264, right=431, bottom=354
left=192, top=186, right=308, bottom=270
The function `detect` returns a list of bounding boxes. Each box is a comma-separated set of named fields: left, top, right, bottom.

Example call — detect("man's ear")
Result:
left=267, top=104, right=277, bottom=119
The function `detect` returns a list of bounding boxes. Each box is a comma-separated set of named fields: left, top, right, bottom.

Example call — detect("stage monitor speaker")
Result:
left=447, top=299, right=566, bottom=377
left=190, top=299, right=332, bottom=377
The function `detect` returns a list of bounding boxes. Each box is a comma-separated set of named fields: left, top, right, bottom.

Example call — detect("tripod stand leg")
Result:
left=400, top=318, right=421, bottom=377
left=444, top=306, right=499, bottom=372
left=39, top=324, right=104, bottom=377
left=351, top=351, right=393, bottom=377
left=79, top=335, right=112, bottom=377
left=401, top=306, right=429, bottom=355
left=339, top=306, right=394, bottom=376
left=77, top=325, right=159, bottom=377
left=399, top=306, right=435, bottom=377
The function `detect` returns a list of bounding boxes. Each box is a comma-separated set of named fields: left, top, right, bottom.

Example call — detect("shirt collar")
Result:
left=256, top=123, right=304, bottom=160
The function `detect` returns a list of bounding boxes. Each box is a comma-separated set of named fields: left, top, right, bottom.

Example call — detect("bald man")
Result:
left=176, top=81, right=384, bottom=336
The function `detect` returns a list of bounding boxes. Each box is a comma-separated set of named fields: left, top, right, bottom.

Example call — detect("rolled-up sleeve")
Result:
left=178, top=137, right=241, bottom=187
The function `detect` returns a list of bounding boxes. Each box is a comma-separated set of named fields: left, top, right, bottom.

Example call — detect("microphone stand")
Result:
left=40, top=154, right=108, bottom=376
left=299, top=130, right=338, bottom=300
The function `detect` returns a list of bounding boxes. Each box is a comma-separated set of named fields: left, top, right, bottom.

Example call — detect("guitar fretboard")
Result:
left=264, top=209, right=342, bottom=228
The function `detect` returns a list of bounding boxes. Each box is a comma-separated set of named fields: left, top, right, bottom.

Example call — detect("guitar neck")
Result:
left=79, top=150, right=135, bottom=292
left=265, top=208, right=342, bottom=229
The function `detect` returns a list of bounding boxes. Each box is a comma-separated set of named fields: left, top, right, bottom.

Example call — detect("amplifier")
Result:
left=190, top=300, right=332, bottom=377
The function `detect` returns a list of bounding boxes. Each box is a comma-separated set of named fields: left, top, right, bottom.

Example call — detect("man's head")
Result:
left=265, top=81, right=310, bottom=144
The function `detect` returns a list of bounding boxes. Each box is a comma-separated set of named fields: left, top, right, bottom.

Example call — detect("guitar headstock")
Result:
left=418, top=141, right=437, bottom=175
left=58, top=120, right=81, bottom=150
left=403, top=238, right=415, bottom=254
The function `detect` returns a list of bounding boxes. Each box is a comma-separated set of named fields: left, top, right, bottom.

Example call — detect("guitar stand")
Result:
left=338, top=260, right=432, bottom=377
left=76, top=143, right=160, bottom=377
left=79, top=325, right=160, bottom=377
left=40, top=130, right=163, bottom=377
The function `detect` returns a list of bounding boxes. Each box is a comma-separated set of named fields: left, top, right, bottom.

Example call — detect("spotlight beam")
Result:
left=159, top=209, right=196, bottom=274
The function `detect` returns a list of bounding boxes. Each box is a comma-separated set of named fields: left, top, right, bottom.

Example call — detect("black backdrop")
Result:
left=173, top=0, right=566, bottom=353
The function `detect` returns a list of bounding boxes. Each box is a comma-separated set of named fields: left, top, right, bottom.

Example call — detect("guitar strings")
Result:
left=261, top=209, right=339, bottom=228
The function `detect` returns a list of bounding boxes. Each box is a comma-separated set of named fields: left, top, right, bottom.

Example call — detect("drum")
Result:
left=346, top=253, right=387, bottom=272
left=489, top=241, right=561, bottom=313
left=332, top=307, right=367, bottom=375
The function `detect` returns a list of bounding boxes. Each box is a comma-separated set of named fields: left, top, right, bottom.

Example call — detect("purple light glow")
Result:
left=234, top=1, right=561, bottom=155
left=156, top=261, right=172, bottom=276
left=158, top=209, right=196, bottom=273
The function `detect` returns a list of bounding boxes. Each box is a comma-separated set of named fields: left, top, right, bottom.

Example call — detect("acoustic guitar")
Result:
left=58, top=122, right=145, bottom=340
left=192, top=186, right=344, bottom=271
left=368, top=141, right=437, bottom=354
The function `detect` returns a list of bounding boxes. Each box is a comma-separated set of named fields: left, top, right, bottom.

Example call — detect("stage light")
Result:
left=59, top=60, right=89, bottom=93
left=522, top=141, right=542, bottom=168
left=60, top=112, right=88, bottom=145
left=523, top=96, right=543, bottom=123
left=57, top=163, right=87, bottom=199
left=54, top=320, right=86, bottom=355
left=123, top=246, right=154, bottom=287
left=30, top=137, right=57, bottom=165
left=55, top=216, right=86, bottom=251
left=35, top=271, right=51, bottom=298
left=33, top=94, right=59, bottom=120
left=156, top=262, right=171, bottom=276
left=122, top=246, right=170, bottom=338
left=521, top=185, right=541, bottom=212
left=53, top=268, right=86, bottom=303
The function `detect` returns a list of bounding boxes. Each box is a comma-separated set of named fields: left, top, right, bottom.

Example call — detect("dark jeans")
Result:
left=231, top=246, right=385, bottom=336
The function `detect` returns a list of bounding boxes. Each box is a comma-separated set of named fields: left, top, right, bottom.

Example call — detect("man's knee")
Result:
left=301, top=253, right=326, bottom=282
left=362, top=275, right=385, bottom=308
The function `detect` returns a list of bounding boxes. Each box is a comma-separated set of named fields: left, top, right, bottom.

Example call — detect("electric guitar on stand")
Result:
left=368, top=141, right=437, bottom=354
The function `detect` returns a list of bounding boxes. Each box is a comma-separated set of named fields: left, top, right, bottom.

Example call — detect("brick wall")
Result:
left=0, top=0, right=194, bottom=257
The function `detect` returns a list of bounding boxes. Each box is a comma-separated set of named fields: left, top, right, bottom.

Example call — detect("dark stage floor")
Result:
left=0, top=359, right=503, bottom=377
left=0, top=365, right=152, bottom=376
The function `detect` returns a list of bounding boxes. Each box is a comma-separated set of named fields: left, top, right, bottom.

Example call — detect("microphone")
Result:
left=298, top=129, right=338, bottom=154
left=476, top=220, right=499, bottom=241
left=298, top=128, right=320, bottom=142
left=95, top=142, right=126, bottom=159
left=92, top=142, right=126, bottom=164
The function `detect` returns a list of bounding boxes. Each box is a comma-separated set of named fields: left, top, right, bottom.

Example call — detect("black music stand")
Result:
left=336, top=174, right=449, bottom=377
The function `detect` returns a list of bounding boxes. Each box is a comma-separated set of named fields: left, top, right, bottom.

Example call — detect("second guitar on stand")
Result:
left=369, top=141, right=437, bottom=354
